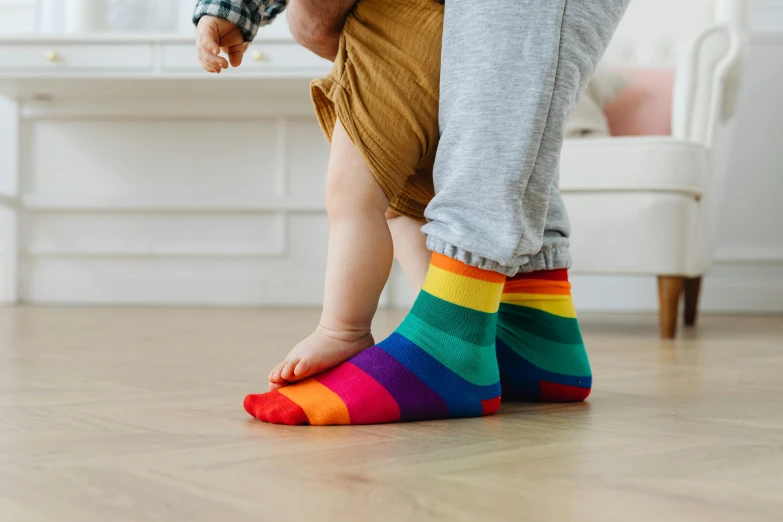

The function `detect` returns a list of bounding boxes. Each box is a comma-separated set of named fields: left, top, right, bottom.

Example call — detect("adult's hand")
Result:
left=196, top=15, right=249, bottom=73
left=287, top=0, right=357, bottom=62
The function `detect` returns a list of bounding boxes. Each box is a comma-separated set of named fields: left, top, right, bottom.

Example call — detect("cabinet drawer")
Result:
left=0, top=43, right=154, bottom=70
left=162, top=43, right=330, bottom=73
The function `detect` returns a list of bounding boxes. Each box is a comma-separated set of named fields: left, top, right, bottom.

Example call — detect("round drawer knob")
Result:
left=251, top=49, right=266, bottom=62
left=45, top=50, right=59, bottom=62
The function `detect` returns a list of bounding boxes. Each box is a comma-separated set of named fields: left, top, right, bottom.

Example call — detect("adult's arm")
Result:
left=286, top=0, right=357, bottom=61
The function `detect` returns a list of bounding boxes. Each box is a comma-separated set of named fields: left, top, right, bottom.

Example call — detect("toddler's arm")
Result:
left=194, top=1, right=286, bottom=72
left=193, top=1, right=286, bottom=43
left=193, top=0, right=354, bottom=72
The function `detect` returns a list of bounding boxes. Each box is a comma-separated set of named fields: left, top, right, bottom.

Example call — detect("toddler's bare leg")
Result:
left=269, top=118, right=393, bottom=389
left=385, top=210, right=430, bottom=291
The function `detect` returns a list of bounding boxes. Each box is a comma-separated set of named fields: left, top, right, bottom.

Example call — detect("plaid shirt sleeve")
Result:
left=192, top=0, right=289, bottom=43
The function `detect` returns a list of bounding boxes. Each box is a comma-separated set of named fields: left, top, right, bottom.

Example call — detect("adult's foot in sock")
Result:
left=496, top=269, right=592, bottom=402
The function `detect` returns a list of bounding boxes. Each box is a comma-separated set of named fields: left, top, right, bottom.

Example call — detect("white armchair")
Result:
left=560, top=0, right=747, bottom=339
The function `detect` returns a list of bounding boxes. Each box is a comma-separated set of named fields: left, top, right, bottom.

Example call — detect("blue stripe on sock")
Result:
left=377, top=333, right=501, bottom=418
left=497, top=337, right=592, bottom=391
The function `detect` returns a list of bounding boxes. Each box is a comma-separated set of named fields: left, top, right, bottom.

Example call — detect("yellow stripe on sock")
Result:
left=423, top=264, right=504, bottom=313
left=501, top=293, right=577, bottom=318
left=279, top=379, right=350, bottom=425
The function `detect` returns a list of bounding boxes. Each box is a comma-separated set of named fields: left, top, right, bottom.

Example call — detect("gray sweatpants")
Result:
left=421, top=0, right=631, bottom=276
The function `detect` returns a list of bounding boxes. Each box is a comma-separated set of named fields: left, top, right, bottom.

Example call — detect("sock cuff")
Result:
left=502, top=270, right=573, bottom=303
left=423, top=253, right=506, bottom=314
left=430, top=253, right=507, bottom=283
left=503, top=279, right=572, bottom=298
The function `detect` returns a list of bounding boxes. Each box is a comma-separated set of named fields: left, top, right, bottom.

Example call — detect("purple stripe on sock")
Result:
left=350, top=346, right=450, bottom=421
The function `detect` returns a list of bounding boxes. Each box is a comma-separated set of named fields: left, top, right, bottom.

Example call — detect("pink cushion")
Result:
left=604, top=68, right=676, bottom=136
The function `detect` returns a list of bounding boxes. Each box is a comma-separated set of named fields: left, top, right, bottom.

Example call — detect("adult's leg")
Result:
left=422, top=0, right=630, bottom=274
left=421, top=0, right=630, bottom=401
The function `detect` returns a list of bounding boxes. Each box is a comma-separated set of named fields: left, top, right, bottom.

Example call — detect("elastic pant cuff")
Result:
left=426, top=237, right=572, bottom=277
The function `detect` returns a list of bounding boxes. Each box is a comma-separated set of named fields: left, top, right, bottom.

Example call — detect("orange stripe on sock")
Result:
left=430, top=253, right=506, bottom=283
left=279, top=379, right=350, bottom=425
left=503, top=280, right=572, bottom=295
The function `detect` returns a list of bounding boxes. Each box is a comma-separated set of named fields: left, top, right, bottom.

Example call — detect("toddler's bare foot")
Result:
left=268, top=326, right=375, bottom=390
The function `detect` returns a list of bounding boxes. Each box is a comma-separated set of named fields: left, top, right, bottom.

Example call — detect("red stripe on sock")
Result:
left=503, top=279, right=572, bottom=295
left=244, top=391, right=309, bottom=425
left=510, top=269, right=569, bottom=282
left=481, top=396, right=501, bottom=415
left=539, top=381, right=591, bottom=402
left=430, top=253, right=506, bottom=283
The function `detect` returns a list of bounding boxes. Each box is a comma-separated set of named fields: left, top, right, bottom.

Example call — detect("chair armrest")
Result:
left=671, top=23, right=744, bottom=146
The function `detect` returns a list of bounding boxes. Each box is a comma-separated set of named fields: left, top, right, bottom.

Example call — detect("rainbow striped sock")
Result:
left=496, top=269, right=592, bottom=402
left=244, top=253, right=505, bottom=425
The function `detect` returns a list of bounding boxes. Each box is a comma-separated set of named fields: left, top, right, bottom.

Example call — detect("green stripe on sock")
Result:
left=397, top=314, right=499, bottom=386
left=499, top=303, right=584, bottom=345
left=496, top=322, right=591, bottom=377
left=411, top=290, right=496, bottom=346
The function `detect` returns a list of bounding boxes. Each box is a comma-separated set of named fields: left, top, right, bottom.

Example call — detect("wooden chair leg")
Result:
left=683, top=277, right=702, bottom=327
left=658, top=276, right=684, bottom=340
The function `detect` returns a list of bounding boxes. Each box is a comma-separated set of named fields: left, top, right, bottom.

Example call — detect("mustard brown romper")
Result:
left=311, top=0, right=443, bottom=222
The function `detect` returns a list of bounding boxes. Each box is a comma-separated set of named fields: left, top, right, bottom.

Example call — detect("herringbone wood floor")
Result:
left=1, top=307, right=781, bottom=522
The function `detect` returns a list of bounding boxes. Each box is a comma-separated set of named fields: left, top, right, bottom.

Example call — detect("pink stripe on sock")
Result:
left=316, top=362, right=401, bottom=424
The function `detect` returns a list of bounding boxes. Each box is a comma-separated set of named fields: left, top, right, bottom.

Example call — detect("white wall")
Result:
left=2, top=0, right=781, bottom=33
left=0, top=0, right=192, bottom=33
left=0, top=0, right=35, bottom=33
left=752, top=0, right=783, bottom=31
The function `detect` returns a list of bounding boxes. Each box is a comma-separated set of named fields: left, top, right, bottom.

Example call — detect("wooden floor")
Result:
left=1, top=307, right=782, bottom=522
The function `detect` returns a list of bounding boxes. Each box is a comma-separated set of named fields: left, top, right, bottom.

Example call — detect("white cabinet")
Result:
left=0, top=42, right=154, bottom=70
left=161, top=43, right=331, bottom=74
left=0, top=36, right=331, bottom=78
left=0, top=35, right=336, bottom=305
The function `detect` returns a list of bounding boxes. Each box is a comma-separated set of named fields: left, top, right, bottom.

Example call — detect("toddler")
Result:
left=267, top=0, right=444, bottom=390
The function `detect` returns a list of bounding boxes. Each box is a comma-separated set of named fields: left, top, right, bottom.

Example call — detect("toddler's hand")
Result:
left=196, top=15, right=249, bottom=74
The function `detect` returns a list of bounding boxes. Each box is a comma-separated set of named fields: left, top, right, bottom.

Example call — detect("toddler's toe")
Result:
left=270, top=362, right=285, bottom=384
left=280, top=359, right=299, bottom=382
left=293, top=359, right=311, bottom=378
left=268, top=380, right=285, bottom=391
